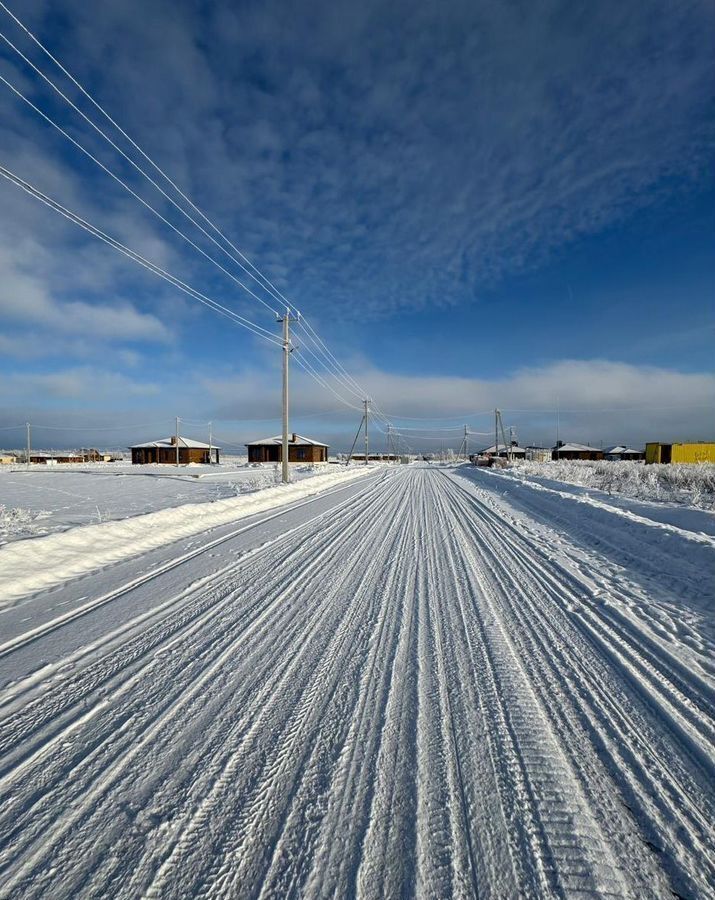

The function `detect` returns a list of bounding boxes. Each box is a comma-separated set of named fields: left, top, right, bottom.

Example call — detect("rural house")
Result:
left=130, top=436, right=220, bottom=465
left=604, top=445, right=645, bottom=461
left=552, top=442, right=605, bottom=461
left=480, top=442, right=527, bottom=459
left=246, top=433, right=329, bottom=463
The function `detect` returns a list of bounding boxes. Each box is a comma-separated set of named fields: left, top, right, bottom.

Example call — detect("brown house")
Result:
left=246, top=433, right=328, bottom=463
left=552, top=442, right=604, bottom=461
left=130, top=436, right=220, bottom=465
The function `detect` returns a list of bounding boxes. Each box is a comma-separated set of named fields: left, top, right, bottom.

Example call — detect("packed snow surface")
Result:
left=0, top=465, right=713, bottom=898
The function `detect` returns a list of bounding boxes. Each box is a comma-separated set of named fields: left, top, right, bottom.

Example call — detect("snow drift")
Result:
left=0, top=466, right=373, bottom=607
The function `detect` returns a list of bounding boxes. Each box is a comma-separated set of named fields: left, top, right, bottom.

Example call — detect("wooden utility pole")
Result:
left=495, top=409, right=499, bottom=459
left=279, top=310, right=292, bottom=484
left=363, top=398, right=370, bottom=465
left=175, top=416, right=180, bottom=467
left=26, top=422, right=30, bottom=467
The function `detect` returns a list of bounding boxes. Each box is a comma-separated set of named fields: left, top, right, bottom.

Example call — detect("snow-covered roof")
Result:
left=245, top=433, right=329, bottom=447
left=480, top=444, right=526, bottom=454
left=553, top=443, right=600, bottom=453
left=605, top=445, right=642, bottom=455
left=129, top=437, right=220, bottom=449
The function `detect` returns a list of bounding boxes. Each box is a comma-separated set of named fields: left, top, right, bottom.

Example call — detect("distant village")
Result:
left=2, top=431, right=715, bottom=467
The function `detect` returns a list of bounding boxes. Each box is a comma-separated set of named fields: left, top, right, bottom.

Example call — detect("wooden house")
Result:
left=552, top=442, right=604, bottom=461
left=604, top=446, right=645, bottom=461
left=130, top=436, right=220, bottom=465
left=480, top=442, right=527, bottom=459
left=246, top=433, right=328, bottom=463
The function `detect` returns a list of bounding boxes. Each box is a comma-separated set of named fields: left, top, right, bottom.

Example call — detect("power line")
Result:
left=0, top=23, right=282, bottom=317
left=292, top=351, right=363, bottom=411
left=0, top=71, right=289, bottom=323
left=0, top=164, right=284, bottom=347
left=0, top=0, right=293, bottom=313
left=0, top=2, right=394, bottom=422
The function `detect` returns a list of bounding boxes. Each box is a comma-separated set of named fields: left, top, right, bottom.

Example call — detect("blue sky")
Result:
left=0, top=0, right=713, bottom=451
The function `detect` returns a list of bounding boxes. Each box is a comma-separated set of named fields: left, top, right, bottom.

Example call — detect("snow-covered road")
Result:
left=0, top=466, right=713, bottom=898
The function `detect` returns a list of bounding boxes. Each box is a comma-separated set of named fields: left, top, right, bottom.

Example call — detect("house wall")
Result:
left=247, top=445, right=327, bottom=463
left=645, top=443, right=663, bottom=464
left=646, top=443, right=715, bottom=464
left=131, top=447, right=218, bottom=464
left=552, top=449, right=605, bottom=461
left=671, top=443, right=715, bottom=464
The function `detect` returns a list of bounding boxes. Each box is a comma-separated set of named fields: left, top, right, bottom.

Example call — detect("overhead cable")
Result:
left=0, top=164, right=283, bottom=347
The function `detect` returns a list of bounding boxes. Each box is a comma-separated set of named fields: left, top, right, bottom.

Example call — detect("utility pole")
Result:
left=464, top=424, right=469, bottom=461
left=26, top=421, right=31, bottom=467
left=556, top=395, right=560, bottom=452
left=175, top=416, right=180, bottom=467
left=387, top=423, right=392, bottom=461
left=279, top=310, right=292, bottom=484
left=363, top=398, right=370, bottom=465
left=208, top=421, right=213, bottom=465
left=495, top=409, right=499, bottom=459
left=346, top=412, right=365, bottom=466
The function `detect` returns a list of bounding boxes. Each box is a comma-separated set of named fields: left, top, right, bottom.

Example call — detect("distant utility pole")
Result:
left=175, top=416, right=180, bottom=467
left=494, top=409, right=499, bottom=458
left=464, top=424, right=469, bottom=461
left=208, top=421, right=213, bottom=465
left=556, top=395, right=560, bottom=449
left=363, top=398, right=370, bottom=465
left=278, top=309, right=293, bottom=484
left=387, top=423, right=392, bottom=460
left=26, top=421, right=30, bottom=467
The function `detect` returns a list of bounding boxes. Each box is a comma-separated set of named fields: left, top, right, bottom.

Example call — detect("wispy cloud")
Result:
left=1, top=0, right=712, bottom=325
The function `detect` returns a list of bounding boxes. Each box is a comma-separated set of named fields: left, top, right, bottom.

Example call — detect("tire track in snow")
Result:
left=0, top=473, right=396, bottom=896
left=441, top=469, right=715, bottom=898
left=145, top=473, right=414, bottom=898
left=0, top=466, right=711, bottom=898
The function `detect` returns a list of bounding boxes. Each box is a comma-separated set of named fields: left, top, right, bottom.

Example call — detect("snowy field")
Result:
left=508, top=458, right=715, bottom=509
left=0, top=458, right=337, bottom=544
left=0, top=464, right=713, bottom=897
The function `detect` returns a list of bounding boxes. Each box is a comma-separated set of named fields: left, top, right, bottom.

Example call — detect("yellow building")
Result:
left=645, top=442, right=715, bottom=464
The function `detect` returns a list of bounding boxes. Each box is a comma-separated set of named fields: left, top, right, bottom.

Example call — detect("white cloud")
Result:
left=199, top=358, right=715, bottom=449
left=0, top=243, right=171, bottom=343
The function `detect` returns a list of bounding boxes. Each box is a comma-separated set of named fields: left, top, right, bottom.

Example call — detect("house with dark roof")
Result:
left=245, top=433, right=328, bottom=463
left=129, top=436, right=220, bottom=465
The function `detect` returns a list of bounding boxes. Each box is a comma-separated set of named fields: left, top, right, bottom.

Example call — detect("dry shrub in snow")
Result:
left=511, top=460, right=715, bottom=509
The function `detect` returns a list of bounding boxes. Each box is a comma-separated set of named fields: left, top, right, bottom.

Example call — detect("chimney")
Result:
left=170, top=436, right=177, bottom=445
left=292, top=433, right=297, bottom=442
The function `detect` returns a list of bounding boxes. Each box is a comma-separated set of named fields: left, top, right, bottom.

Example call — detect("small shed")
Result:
left=0, top=453, right=17, bottom=465
left=645, top=442, right=715, bottom=465
left=604, top=445, right=645, bottom=461
left=84, top=448, right=114, bottom=463
left=130, top=436, right=220, bottom=465
left=552, top=442, right=604, bottom=461
left=525, top=447, right=552, bottom=463
left=246, top=433, right=328, bottom=463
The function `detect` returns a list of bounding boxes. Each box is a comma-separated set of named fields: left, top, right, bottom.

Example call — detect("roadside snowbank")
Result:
left=0, top=466, right=374, bottom=607
left=0, top=463, right=328, bottom=543
left=509, top=460, right=715, bottom=509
